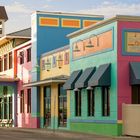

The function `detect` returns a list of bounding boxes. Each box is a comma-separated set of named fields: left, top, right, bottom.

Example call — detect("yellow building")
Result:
left=25, top=45, right=70, bottom=129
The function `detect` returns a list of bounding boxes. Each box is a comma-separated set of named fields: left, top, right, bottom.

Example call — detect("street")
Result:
left=0, top=128, right=139, bottom=140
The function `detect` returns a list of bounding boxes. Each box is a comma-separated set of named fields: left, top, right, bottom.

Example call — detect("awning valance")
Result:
left=130, top=62, right=140, bottom=85
left=75, top=67, right=96, bottom=89
left=88, top=63, right=111, bottom=87
left=23, top=75, right=69, bottom=87
left=63, top=70, right=82, bottom=90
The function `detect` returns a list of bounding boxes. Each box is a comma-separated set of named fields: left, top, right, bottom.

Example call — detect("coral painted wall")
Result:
left=117, top=21, right=140, bottom=120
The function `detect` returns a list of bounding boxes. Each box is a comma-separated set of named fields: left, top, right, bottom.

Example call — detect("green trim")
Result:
left=70, top=122, right=122, bottom=136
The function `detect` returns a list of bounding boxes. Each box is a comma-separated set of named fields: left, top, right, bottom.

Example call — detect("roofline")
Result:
left=34, top=11, right=104, bottom=18
left=67, top=15, right=140, bottom=38
left=13, top=40, right=32, bottom=51
left=41, top=45, right=69, bottom=58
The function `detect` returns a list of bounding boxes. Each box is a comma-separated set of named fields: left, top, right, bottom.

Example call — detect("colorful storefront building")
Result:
left=0, top=28, right=31, bottom=127
left=63, top=15, right=140, bottom=136
left=24, top=45, right=70, bottom=129
left=30, top=11, right=104, bottom=128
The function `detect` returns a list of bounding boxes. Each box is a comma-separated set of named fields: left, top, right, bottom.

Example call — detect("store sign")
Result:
left=126, top=32, right=140, bottom=53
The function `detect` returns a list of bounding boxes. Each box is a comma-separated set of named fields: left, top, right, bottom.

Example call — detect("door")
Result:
left=132, top=86, right=140, bottom=104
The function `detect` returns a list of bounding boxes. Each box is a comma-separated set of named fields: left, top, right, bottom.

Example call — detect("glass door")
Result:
left=58, top=84, right=67, bottom=127
left=44, top=86, right=51, bottom=127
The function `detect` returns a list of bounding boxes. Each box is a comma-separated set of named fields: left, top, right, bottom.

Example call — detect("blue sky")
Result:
left=1, top=0, right=140, bottom=33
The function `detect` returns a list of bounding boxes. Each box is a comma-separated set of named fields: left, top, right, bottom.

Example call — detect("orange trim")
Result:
left=83, top=20, right=97, bottom=27
left=14, top=50, right=17, bottom=78
left=39, top=17, right=59, bottom=27
left=62, top=18, right=80, bottom=28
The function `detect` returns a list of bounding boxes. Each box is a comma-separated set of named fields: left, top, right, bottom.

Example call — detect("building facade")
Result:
left=30, top=11, right=104, bottom=128
left=0, top=28, right=31, bottom=127
left=25, top=46, right=70, bottom=129
left=64, top=15, right=140, bottom=136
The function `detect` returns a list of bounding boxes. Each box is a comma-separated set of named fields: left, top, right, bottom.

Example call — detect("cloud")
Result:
left=77, top=1, right=140, bottom=18
left=5, top=1, right=32, bottom=14
left=43, top=4, right=53, bottom=9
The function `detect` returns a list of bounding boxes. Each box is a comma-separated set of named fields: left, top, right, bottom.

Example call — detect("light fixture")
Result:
left=45, top=59, right=51, bottom=71
left=74, top=88, right=80, bottom=92
left=57, top=54, right=63, bottom=69
left=73, top=39, right=85, bottom=52
left=86, top=34, right=99, bottom=48
left=86, top=86, right=93, bottom=90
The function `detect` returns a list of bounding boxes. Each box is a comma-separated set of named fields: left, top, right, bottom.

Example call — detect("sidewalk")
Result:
left=0, top=127, right=136, bottom=140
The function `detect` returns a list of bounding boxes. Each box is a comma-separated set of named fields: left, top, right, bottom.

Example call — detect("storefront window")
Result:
left=87, top=89, right=94, bottom=116
left=44, top=86, right=51, bottom=127
left=20, top=90, right=24, bottom=113
left=27, top=89, right=31, bottom=113
left=75, top=90, right=81, bottom=116
left=9, top=96, right=12, bottom=119
left=4, top=97, right=7, bottom=119
left=0, top=86, right=13, bottom=120
left=0, top=98, right=2, bottom=119
left=58, top=84, right=67, bottom=127
left=102, top=87, right=110, bottom=116
left=132, top=86, right=140, bottom=104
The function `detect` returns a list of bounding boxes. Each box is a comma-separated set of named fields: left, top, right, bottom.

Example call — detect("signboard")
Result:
left=126, top=32, right=140, bottom=53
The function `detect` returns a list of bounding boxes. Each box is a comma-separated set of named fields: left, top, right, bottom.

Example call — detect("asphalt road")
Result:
left=0, top=128, right=139, bottom=140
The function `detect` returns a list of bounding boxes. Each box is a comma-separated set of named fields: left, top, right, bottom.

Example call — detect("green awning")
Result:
left=88, top=63, right=111, bottom=87
left=75, top=67, right=96, bottom=89
left=130, top=62, right=140, bottom=85
left=63, top=70, right=82, bottom=90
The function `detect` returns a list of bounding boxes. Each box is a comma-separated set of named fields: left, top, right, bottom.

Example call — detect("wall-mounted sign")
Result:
left=126, top=32, right=140, bottom=53
left=72, top=29, right=113, bottom=59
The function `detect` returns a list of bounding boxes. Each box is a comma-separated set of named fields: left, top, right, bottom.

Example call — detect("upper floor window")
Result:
left=0, top=56, right=3, bottom=72
left=52, top=56, right=57, bottom=68
left=42, top=59, right=45, bottom=70
left=27, top=48, right=31, bottom=62
left=4, top=54, right=8, bottom=71
left=9, top=52, right=13, bottom=69
left=20, top=51, right=24, bottom=64
left=64, top=52, right=69, bottom=65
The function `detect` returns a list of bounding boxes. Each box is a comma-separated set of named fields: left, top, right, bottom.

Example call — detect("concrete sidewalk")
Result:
left=0, top=127, right=138, bottom=140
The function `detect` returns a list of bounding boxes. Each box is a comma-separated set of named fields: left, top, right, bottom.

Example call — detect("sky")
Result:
left=1, top=0, right=140, bottom=33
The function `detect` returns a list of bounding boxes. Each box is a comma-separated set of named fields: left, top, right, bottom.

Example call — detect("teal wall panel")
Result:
left=69, top=22, right=118, bottom=123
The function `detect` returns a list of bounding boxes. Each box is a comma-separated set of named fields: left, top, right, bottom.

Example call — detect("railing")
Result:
left=122, top=104, right=140, bottom=136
